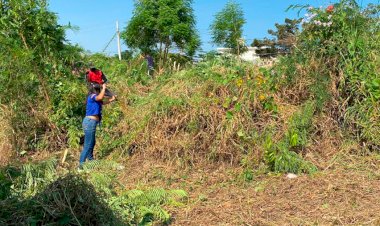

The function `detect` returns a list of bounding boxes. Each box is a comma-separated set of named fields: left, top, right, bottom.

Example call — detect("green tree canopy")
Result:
left=209, top=1, right=246, bottom=55
left=268, top=18, right=301, bottom=54
left=0, top=0, right=84, bottom=151
left=0, top=0, right=68, bottom=59
left=122, top=0, right=201, bottom=63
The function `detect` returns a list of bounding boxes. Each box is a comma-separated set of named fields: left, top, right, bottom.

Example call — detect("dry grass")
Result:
left=110, top=59, right=349, bottom=172
left=0, top=106, right=13, bottom=166
left=118, top=151, right=380, bottom=225
left=114, top=66, right=280, bottom=166
left=110, top=59, right=380, bottom=225
left=278, top=63, right=314, bottom=105
left=178, top=171, right=380, bottom=225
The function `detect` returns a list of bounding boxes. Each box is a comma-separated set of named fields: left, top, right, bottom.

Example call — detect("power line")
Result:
left=78, top=25, right=115, bottom=32
left=102, top=32, right=117, bottom=53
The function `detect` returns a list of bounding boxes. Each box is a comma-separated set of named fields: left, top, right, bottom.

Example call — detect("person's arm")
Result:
left=102, top=96, right=116, bottom=105
left=95, top=84, right=106, bottom=101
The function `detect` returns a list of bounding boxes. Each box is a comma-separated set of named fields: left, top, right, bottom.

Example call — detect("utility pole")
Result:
left=116, top=20, right=122, bottom=61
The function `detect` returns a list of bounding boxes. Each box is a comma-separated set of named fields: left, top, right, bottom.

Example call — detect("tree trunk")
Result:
left=163, top=39, right=170, bottom=65
left=159, top=41, right=163, bottom=70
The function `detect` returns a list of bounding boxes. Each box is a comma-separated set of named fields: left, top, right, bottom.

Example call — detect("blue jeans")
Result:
left=79, top=117, right=99, bottom=165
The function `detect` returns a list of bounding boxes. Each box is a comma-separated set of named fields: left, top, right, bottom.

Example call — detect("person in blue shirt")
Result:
left=143, top=53, right=154, bottom=77
left=79, top=83, right=115, bottom=167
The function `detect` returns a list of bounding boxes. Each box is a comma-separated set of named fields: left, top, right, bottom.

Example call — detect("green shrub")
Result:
left=280, top=0, right=380, bottom=147
left=264, top=102, right=317, bottom=174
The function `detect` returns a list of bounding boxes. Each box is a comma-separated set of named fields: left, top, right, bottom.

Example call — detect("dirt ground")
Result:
left=119, top=152, right=380, bottom=225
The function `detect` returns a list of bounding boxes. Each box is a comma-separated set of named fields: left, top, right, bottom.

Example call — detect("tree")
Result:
left=0, top=0, right=84, bottom=152
left=209, top=1, right=246, bottom=55
left=122, top=0, right=200, bottom=65
left=268, top=18, right=301, bottom=54
left=251, top=38, right=277, bottom=58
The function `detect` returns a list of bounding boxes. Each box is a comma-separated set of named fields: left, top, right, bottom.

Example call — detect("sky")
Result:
left=49, top=0, right=378, bottom=55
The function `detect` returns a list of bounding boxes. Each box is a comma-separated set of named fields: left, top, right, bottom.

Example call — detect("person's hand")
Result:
left=109, top=96, right=116, bottom=102
left=102, top=83, right=107, bottom=90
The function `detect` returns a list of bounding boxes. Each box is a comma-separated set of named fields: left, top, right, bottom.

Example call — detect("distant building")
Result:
left=217, top=47, right=271, bottom=60
left=217, top=46, right=275, bottom=66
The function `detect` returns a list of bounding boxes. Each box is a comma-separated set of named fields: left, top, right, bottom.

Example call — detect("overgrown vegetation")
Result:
left=0, top=0, right=85, bottom=154
left=282, top=0, right=380, bottom=147
left=106, top=55, right=317, bottom=174
left=0, top=0, right=379, bottom=224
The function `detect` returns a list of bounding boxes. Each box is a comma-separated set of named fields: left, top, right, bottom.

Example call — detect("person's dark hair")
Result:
left=89, top=83, right=101, bottom=94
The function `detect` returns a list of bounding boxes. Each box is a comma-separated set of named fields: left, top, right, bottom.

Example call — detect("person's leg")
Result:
left=79, top=118, right=91, bottom=164
left=149, top=67, right=155, bottom=78
left=85, top=119, right=98, bottom=161
left=86, top=132, right=96, bottom=160
left=79, top=118, right=97, bottom=165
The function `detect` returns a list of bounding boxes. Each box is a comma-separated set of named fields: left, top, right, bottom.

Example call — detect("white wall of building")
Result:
left=216, top=46, right=276, bottom=66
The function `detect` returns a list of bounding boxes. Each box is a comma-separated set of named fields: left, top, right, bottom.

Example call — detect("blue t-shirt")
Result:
left=145, top=55, right=154, bottom=69
left=86, top=94, right=102, bottom=119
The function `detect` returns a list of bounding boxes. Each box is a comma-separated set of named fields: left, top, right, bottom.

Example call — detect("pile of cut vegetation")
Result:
left=0, top=159, right=188, bottom=225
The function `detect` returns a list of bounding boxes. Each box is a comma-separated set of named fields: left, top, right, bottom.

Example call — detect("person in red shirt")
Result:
left=85, top=66, right=116, bottom=99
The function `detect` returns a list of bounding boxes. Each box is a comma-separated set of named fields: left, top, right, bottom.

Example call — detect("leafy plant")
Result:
left=109, top=188, right=188, bottom=224
left=210, top=1, right=246, bottom=55
left=264, top=102, right=317, bottom=174
left=11, top=158, right=58, bottom=197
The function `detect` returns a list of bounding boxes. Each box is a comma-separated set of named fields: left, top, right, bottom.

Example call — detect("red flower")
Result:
left=326, top=5, right=334, bottom=13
